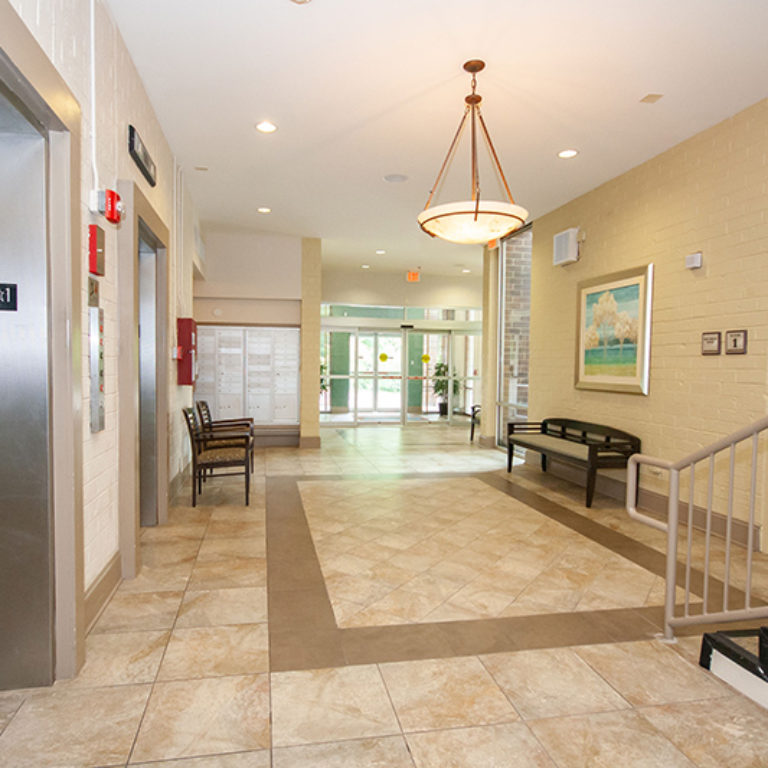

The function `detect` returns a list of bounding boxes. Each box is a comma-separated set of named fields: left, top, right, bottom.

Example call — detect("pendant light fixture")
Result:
left=418, top=60, right=528, bottom=245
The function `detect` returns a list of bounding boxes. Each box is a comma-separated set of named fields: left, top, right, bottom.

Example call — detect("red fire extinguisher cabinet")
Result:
left=177, top=318, right=197, bottom=386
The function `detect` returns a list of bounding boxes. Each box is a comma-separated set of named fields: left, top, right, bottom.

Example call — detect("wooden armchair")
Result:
left=197, top=400, right=253, bottom=432
left=470, top=405, right=481, bottom=442
left=182, top=407, right=251, bottom=506
left=196, top=400, right=255, bottom=470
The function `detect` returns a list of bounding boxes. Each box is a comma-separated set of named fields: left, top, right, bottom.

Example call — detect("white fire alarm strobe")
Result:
left=553, top=228, right=579, bottom=266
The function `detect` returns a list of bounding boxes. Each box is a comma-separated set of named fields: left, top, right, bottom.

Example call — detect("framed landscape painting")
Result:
left=575, top=264, right=653, bottom=394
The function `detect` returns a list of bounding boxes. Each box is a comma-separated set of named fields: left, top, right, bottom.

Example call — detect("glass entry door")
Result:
left=357, top=332, right=402, bottom=423
left=320, top=328, right=479, bottom=426
left=320, top=329, right=403, bottom=424
left=404, top=331, right=450, bottom=422
left=403, top=331, right=481, bottom=423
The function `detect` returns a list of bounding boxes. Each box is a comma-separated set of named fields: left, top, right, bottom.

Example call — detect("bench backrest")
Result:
left=541, top=417, right=640, bottom=451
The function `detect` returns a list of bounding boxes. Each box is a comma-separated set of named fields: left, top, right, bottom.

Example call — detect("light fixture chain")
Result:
left=423, top=106, right=470, bottom=210
left=477, top=107, right=516, bottom=205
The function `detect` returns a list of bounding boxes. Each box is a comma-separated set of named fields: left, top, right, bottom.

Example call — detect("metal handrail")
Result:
left=626, top=415, right=768, bottom=640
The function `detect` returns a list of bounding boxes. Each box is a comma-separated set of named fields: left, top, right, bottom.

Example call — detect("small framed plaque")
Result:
left=701, top=331, right=721, bottom=355
left=725, top=329, right=747, bottom=355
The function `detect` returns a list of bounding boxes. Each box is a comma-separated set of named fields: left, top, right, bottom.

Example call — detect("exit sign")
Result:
left=406, top=271, right=420, bottom=283
left=0, top=283, right=17, bottom=311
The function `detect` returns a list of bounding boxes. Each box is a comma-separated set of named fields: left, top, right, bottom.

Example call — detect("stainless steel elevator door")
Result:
left=138, top=230, right=158, bottom=526
left=0, top=88, right=54, bottom=688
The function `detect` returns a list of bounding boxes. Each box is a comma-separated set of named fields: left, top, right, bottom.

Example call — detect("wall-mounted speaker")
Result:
left=553, top=227, right=579, bottom=266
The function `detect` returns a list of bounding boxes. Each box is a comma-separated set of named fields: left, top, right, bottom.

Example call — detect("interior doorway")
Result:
left=138, top=224, right=161, bottom=526
left=117, top=182, right=169, bottom=577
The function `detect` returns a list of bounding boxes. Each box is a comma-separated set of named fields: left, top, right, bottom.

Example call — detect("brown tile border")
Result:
left=265, top=471, right=757, bottom=672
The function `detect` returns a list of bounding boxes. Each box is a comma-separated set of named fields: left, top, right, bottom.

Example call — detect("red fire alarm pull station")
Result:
left=89, top=224, right=105, bottom=275
left=177, top=318, right=197, bottom=386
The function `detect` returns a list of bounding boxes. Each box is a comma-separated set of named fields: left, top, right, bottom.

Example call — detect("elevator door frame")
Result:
left=0, top=12, right=85, bottom=682
left=117, top=181, right=170, bottom=578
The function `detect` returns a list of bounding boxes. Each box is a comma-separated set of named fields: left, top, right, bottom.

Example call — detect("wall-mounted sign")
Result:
left=0, top=283, right=17, bottom=311
left=701, top=331, right=720, bottom=355
left=128, top=125, right=157, bottom=187
left=421, top=354, right=431, bottom=364
left=406, top=271, right=420, bottom=283
left=725, top=329, right=747, bottom=355
left=88, top=276, right=100, bottom=307
left=379, top=353, right=388, bottom=362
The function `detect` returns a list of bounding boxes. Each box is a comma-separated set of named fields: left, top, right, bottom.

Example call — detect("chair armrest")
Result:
left=211, top=418, right=254, bottom=426
left=200, top=430, right=250, bottom=444
left=207, top=422, right=252, bottom=432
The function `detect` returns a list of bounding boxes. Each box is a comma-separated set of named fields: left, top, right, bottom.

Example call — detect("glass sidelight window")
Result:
left=497, top=226, right=532, bottom=446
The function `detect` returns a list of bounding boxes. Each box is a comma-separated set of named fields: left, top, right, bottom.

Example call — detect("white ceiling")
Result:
left=106, top=0, right=768, bottom=276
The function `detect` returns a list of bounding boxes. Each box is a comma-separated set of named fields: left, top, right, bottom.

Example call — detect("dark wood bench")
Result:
left=507, top=417, right=641, bottom=507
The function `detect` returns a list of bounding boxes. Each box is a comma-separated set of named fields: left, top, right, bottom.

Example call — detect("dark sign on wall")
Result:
left=0, top=283, right=17, bottom=311
left=128, top=125, right=157, bottom=187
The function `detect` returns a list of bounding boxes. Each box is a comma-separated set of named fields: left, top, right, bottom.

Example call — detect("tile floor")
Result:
left=1, top=424, right=767, bottom=767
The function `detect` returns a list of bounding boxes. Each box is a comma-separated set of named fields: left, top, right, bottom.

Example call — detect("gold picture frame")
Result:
left=575, top=264, right=653, bottom=395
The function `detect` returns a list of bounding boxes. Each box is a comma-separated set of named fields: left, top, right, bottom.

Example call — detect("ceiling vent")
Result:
left=553, top=227, right=579, bottom=266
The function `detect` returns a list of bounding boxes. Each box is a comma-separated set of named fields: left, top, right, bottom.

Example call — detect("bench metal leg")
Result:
left=586, top=466, right=597, bottom=507
left=541, top=454, right=548, bottom=472
left=507, top=443, right=513, bottom=472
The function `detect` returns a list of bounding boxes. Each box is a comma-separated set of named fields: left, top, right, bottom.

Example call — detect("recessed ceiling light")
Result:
left=461, top=268, right=471, bottom=273
left=193, top=165, right=209, bottom=171
left=361, top=264, right=370, bottom=269
left=256, top=120, right=277, bottom=133
left=383, top=173, right=408, bottom=183
left=640, top=93, right=664, bottom=104
left=257, top=207, right=271, bottom=214
left=375, top=249, right=386, bottom=255
left=558, top=149, right=578, bottom=159
left=290, top=0, right=312, bottom=4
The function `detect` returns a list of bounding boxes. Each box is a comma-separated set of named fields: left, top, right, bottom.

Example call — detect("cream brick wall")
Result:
left=530, top=98, right=768, bottom=537
left=8, top=0, right=197, bottom=586
left=168, top=174, right=199, bottom=487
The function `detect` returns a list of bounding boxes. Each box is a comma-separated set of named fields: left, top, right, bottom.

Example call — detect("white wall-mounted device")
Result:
left=686, top=251, right=703, bottom=270
left=553, top=227, right=580, bottom=266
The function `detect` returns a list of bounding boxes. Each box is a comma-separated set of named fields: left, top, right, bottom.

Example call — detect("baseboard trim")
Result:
left=169, top=465, right=188, bottom=505
left=478, top=436, right=496, bottom=449
left=84, top=553, right=122, bottom=633
left=300, top=435, right=321, bottom=449
left=534, top=457, right=761, bottom=551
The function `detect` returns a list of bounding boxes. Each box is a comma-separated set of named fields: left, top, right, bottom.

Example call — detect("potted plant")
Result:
left=432, top=362, right=459, bottom=416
